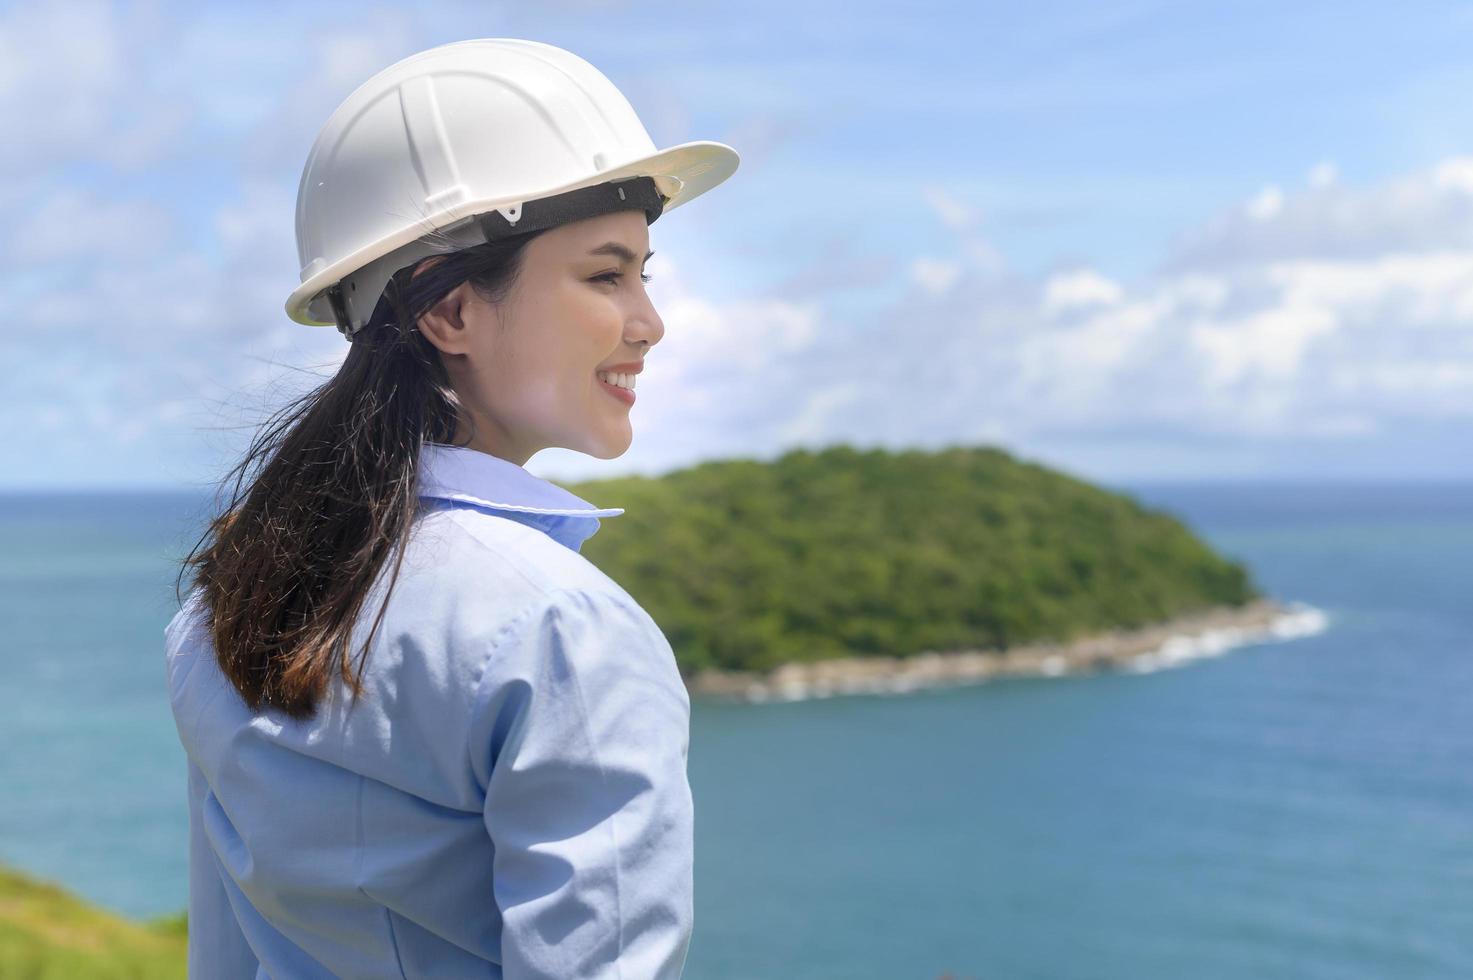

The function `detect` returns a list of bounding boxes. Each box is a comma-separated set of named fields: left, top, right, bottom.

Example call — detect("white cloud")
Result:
left=1268, top=251, right=1473, bottom=323
left=4, top=188, right=174, bottom=262
left=920, top=184, right=979, bottom=232
left=917, top=184, right=1006, bottom=277
left=0, top=4, right=417, bottom=485
left=1246, top=185, right=1284, bottom=221
left=1308, top=161, right=1338, bottom=189
left=0, top=0, right=123, bottom=170
left=775, top=380, right=865, bottom=444
left=1190, top=302, right=1339, bottom=387
left=1041, top=269, right=1123, bottom=315
left=910, top=257, right=962, bottom=295
left=1432, top=158, right=1473, bottom=194
left=1170, top=154, right=1473, bottom=271
left=662, top=158, right=1473, bottom=472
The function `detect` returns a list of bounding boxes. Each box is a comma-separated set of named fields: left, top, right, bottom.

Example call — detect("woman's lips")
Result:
left=598, top=373, right=635, bottom=405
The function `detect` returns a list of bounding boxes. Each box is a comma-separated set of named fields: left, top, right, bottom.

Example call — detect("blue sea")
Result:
left=1, top=481, right=1469, bottom=979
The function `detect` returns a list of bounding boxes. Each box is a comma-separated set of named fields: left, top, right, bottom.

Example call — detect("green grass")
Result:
left=0, top=866, right=185, bottom=979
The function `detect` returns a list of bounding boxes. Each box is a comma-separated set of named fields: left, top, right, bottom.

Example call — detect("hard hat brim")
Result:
left=285, top=139, right=740, bottom=328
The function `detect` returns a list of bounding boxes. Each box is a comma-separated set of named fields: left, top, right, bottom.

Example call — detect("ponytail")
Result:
left=176, top=231, right=543, bottom=719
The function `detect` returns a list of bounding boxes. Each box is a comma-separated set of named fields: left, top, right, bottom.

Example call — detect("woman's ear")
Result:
left=416, top=281, right=474, bottom=356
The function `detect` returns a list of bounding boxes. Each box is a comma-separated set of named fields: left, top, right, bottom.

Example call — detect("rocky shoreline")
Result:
left=684, top=597, right=1328, bottom=703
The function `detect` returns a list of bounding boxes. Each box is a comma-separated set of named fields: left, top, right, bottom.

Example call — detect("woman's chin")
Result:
left=580, top=423, right=633, bottom=460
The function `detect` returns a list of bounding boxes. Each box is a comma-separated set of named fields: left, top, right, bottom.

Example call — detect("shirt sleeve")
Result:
left=469, top=588, right=695, bottom=980
left=185, top=757, right=262, bottom=979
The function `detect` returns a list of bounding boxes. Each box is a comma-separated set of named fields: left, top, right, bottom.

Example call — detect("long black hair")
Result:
left=175, top=230, right=546, bottom=720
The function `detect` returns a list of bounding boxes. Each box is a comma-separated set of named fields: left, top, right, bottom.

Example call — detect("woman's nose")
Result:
left=631, top=293, right=665, bottom=348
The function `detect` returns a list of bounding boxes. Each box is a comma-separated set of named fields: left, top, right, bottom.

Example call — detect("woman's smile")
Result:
left=597, top=371, right=636, bottom=405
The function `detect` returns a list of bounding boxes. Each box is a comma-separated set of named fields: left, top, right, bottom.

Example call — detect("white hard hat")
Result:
left=286, top=38, right=740, bottom=338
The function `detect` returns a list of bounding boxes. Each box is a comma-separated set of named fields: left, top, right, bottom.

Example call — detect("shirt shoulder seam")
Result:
left=466, top=588, right=634, bottom=974
left=544, top=595, right=628, bottom=975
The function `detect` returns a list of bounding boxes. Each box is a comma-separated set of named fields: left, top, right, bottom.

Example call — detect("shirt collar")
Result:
left=417, top=441, right=624, bottom=552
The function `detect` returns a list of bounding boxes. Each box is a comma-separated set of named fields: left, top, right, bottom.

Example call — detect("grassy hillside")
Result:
left=0, top=867, right=185, bottom=979
left=571, top=443, right=1259, bottom=675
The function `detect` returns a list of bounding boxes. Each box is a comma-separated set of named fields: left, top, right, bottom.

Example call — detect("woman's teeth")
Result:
left=597, top=371, right=635, bottom=390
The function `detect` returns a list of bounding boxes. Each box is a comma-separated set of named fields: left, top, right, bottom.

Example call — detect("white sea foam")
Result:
left=1040, top=655, right=1069, bottom=677
left=1123, top=601, right=1329, bottom=675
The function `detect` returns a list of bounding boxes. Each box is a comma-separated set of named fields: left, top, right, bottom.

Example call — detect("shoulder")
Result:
left=407, top=503, right=623, bottom=604
left=464, top=585, right=689, bottom=788
left=162, top=586, right=210, bottom=695
left=373, top=504, right=668, bottom=698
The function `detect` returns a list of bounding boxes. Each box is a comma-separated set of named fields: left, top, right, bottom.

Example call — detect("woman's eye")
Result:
left=593, top=272, right=654, bottom=285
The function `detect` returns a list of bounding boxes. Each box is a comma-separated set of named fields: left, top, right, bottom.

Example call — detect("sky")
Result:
left=3, top=0, right=1472, bottom=490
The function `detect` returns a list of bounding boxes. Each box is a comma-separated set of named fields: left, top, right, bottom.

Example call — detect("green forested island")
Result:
left=571, top=443, right=1260, bottom=677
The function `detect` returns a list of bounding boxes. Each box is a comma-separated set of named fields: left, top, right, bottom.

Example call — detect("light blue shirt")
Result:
left=164, top=441, right=694, bottom=979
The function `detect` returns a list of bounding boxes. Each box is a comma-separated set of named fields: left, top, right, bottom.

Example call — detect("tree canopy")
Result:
left=568, top=444, right=1259, bottom=677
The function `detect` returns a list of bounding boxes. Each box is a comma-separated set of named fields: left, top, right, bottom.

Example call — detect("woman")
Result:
left=166, top=38, right=738, bottom=979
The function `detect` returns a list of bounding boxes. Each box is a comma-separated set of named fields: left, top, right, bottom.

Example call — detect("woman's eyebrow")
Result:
left=588, top=242, right=655, bottom=265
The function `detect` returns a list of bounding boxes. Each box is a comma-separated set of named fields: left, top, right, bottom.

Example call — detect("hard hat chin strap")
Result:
left=331, top=175, right=671, bottom=340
